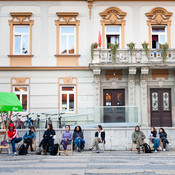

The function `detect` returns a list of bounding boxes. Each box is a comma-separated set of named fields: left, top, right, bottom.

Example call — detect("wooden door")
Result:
left=103, top=89, right=125, bottom=123
left=150, top=88, right=172, bottom=127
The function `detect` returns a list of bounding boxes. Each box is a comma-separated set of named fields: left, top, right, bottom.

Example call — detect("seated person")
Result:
left=159, top=128, right=171, bottom=152
left=148, top=127, right=162, bottom=152
left=132, top=126, right=146, bottom=154
left=89, top=125, right=105, bottom=153
left=61, top=125, right=73, bottom=156
left=38, top=124, right=55, bottom=154
left=23, top=126, right=36, bottom=152
left=73, top=125, right=85, bottom=152
left=6, top=123, right=22, bottom=156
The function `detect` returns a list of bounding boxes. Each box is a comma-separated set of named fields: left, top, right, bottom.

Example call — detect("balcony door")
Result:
left=150, top=88, right=172, bottom=127
left=103, top=89, right=125, bottom=123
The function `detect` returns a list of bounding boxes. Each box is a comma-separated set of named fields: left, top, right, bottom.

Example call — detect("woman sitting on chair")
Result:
left=37, top=124, right=55, bottom=154
left=73, top=125, right=85, bottom=152
left=23, top=126, right=36, bottom=152
left=61, top=125, right=73, bottom=156
left=89, top=125, right=105, bottom=153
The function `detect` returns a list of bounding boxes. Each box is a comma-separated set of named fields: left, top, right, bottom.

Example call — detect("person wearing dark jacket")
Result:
left=132, top=126, right=146, bottom=154
left=89, top=125, right=105, bottom=153
left=73, top=126, right=85, bottom=152
left=37, top=124, right=55, bottom=154
left=159, top=128, right=171, bottom=151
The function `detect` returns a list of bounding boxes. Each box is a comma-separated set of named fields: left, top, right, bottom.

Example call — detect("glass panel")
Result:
left=16, top=94, right=20, bottom=101
left=69, top=94, right=74, bottom=111
left=14, top=87, right=27, bottom=92
left=22, top=95, right=27, bottom=112
left=152, top=92, right=158, bottom=111
left=22, top=35, right=29, bottom=54
left=106, top=26, right=120, bottom=33
left=15, top=26, right=29, bottom=34
left=69, top=36, right=75, bottom=54
left=116, top=92, right=123, bottom=106
left=61, top=27, right=74, bottom=34
left=159, top=35, right=166, bottom=44
left=62, top=94, right=67, bottom=110
left=61, top=36, right=67, bottom=54
left=105, top=93, right=111, bottom=106
left=14, top=35, right=21, bottom=54
left=62, top=87, right=74, bottom=91
left=163, top=92, right=169, bottom=111
left=152, top=26, right=165, bottom=33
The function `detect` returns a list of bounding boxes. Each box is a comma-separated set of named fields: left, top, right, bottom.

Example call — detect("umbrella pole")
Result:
left=6, top=111, right=9, bottom=130
left=1, top=111, right=5, bottom=129
left=9, top=111, right=12, bottom=125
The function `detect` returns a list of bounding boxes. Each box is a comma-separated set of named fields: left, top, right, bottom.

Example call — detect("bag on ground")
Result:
left=50, top=144, right=58, bottom=156
left=142, top=143, right=152, bottom=153
left=19, top=144, right=28, bottom=155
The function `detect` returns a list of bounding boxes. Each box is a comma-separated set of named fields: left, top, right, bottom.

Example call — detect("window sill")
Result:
left=8, top=55, right=34, bottom=58
left=54, top=54, right=80, bottom=58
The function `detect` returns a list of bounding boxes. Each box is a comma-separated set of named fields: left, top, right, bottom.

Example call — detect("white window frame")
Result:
left=151, top=25, right=167, bottom=48
left=59, top=26, right=76, bottom=55
left=105, top=25, right=121, bottom=48
left=13, top=86, right=29, bottom=113
left=13, top=25, right=30, bottom=55
left=60, top=86, right=76, bottom=113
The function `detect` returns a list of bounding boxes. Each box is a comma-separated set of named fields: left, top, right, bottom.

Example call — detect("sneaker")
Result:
left=163, top=149, right=166, bottom=152
left=96, top=150, right=99, bottom=153
left=89, top=146, right=93, bottom=151
left=159, top=146, right=162, bottom=151
left=14, top=152, right=17, bottom=156
left=155, top=150, right=157, bottom=153
left=168, top=143, right=171, bottom=147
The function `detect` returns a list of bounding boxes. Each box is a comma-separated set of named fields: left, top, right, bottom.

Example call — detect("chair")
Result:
left=23, top=138, right=36, bottom=152
left=58, top=134, right=73, bottom=156
left=132, top=140, right=144, bottom=152
left=0, top=131, right=10, bottom=154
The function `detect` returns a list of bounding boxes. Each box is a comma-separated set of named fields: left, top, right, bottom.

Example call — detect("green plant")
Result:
left=159, top=43, right=168, bottom=63
left=107, top=42, right=120, bottom=62
left=142, top=41, right=149, bottom=58
left=127, top=42, right=135, bottom=57
left=91, top=43, right=98, bottom=60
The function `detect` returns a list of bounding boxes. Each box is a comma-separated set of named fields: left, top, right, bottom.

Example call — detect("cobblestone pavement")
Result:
left=0, top=151, right=175, bottom=175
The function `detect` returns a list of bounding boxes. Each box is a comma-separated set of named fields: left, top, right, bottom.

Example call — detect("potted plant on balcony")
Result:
left=127, top=42, right=135, bottom=58
left=107, top=42, right=120, bottom=62
left=159, top=43, right=168, bottom=63
left=142, top=41, right=149, bottom=59
left=91, top=42, right=99, bottom=60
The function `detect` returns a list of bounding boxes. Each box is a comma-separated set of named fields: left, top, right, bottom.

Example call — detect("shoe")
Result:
left=96, top=150, right=99, bottom=153
left=14, top=152, right=17, bottom=156
left=168, top=143, right=171, bottom=147
left=155, top=150, right=157, bottom=153
left=163, top=149, right=166, bottom=152
left=89, top=146, right=93, bottom=151
left=158, top=146, right=162, bottom=151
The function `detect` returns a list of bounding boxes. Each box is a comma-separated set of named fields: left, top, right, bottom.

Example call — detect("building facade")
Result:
left=0, top=0, right=175, bottom=127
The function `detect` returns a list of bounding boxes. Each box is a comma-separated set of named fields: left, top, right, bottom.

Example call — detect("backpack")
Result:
left=50, top=144, right=58, bottom=156
left=142, top=143, right=152, bottom=153
left=19, top=144, right=28, bottom=155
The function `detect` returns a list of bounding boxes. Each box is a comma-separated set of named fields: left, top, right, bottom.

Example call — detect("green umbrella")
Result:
left=0, top=92, right=23, bottom=112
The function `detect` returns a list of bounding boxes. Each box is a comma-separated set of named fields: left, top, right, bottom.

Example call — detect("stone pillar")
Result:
left=140, top=67, right=149, bottom=126
left=128, top=67, right=136, bottom=123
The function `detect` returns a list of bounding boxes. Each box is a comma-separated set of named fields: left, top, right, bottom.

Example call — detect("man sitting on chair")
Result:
left=132, top=126, right=146, bottom=154
left=89, top=125, right=105, bottom=153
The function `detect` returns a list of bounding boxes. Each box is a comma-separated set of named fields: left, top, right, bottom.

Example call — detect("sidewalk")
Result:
left=0, top=151, right=175, bottom=175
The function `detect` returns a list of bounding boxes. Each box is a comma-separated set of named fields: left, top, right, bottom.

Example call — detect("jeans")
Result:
left=74, top=138, right=82, bottom=149
left=11, top=137, right=22, bottom=153
left=24, top=138, right=33, bottom=151
left=162, top=138, right=169, bottom=148
left=61, top=140, right=71, bottom=150
left=152, top=138, right=160, bottom=151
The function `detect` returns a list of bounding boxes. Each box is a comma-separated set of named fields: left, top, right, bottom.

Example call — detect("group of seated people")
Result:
left=6, top=123, right=171, bottom=156
left=132, top=126, right=171, bottom=154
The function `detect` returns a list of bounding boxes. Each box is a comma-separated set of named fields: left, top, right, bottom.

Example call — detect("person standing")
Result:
left=132, top=126, right=146, bottom=154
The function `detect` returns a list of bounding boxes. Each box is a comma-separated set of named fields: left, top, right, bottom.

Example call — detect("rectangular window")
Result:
left=60, top=86, right=76, bottom=113
left=105, top=26, right=121, bottom=48
left=151, top=25, right=167, bottom=49
left=13, top=26, right=30, bottom=55
left=13, top=86, right=29, bottom=112
left=60, top=26, right=76, bottom=54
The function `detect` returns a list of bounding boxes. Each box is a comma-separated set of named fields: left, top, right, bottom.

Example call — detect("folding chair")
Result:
left=23, top=138, right=36, bottom=152
left=0, top=131, right=10, bottom=154
left=132, top=140, right=144, bottom=152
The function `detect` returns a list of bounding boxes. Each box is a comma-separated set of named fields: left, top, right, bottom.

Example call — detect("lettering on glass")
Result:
left=163, top=92, right=169, bottom=111
left=152, top=92, right=158, bottom=111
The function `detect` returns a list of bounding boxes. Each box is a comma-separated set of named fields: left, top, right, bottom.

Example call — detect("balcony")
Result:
left=90, top=48, right=175, bottom=69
